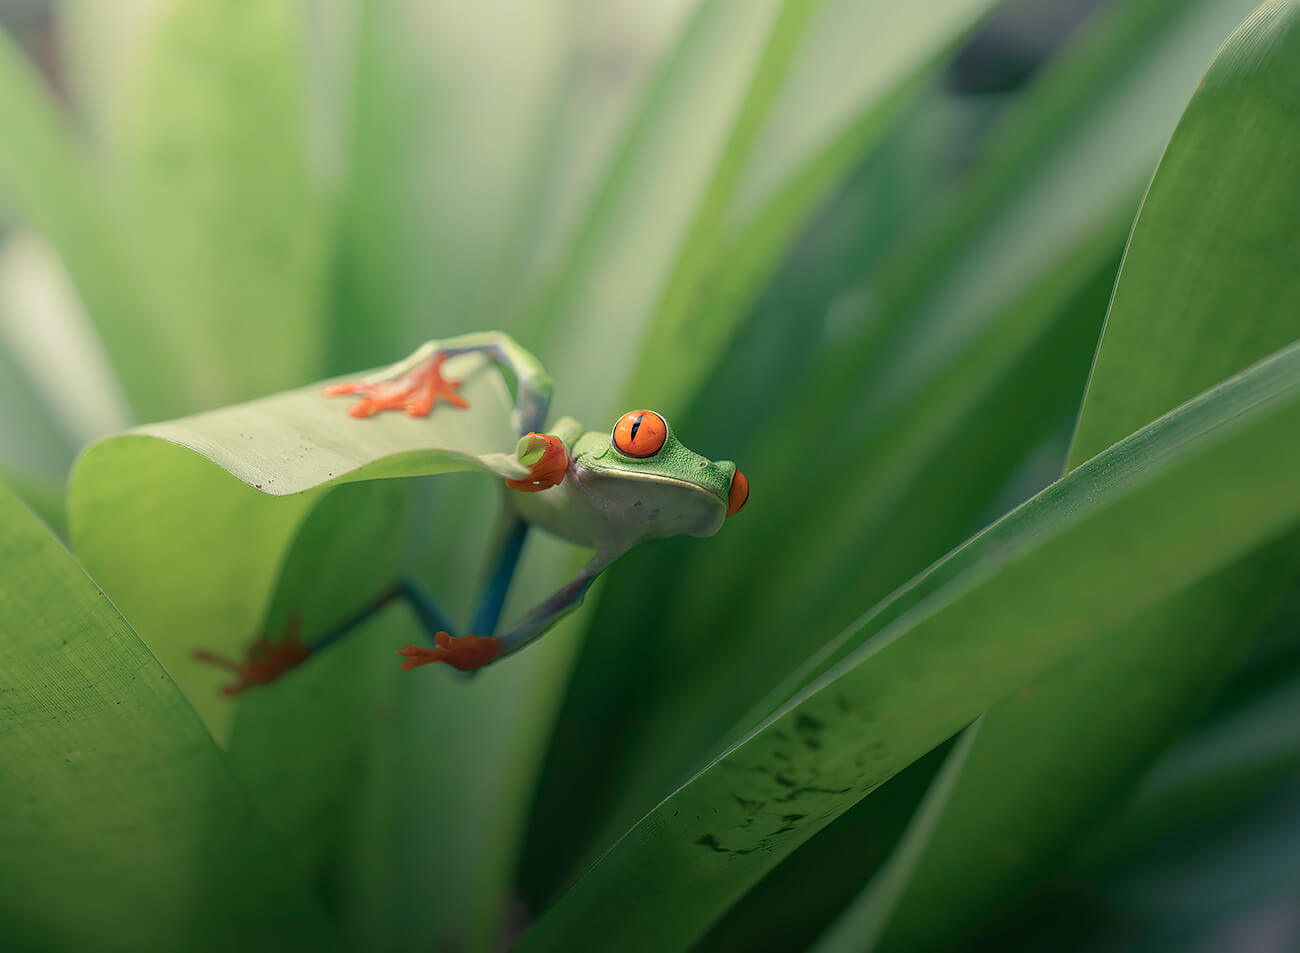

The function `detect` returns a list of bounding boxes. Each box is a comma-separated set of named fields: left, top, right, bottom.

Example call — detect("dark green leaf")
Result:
left=517, top=331, right=1300, bottom=953
left=870, top=4, right=1300, bottom=948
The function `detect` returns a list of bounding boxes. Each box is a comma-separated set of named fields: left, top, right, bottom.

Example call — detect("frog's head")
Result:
left=571, top=410, right=747, bottom=541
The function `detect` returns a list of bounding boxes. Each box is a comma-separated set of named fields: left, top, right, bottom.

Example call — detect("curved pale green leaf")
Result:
left=114, top=0, right=331, bottom=407
left=0, top=484, right=335, bottom=953
left=869, top=3, right=1300, bottom=948
left=517, top=333, right=1300, bottom=952
left=68, top=353, right=516, bottom=735
left=69, top=349, right=535, bottom=951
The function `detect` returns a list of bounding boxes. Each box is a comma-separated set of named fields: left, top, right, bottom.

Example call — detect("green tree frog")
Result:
left=195, top=332, right=747, bottom=692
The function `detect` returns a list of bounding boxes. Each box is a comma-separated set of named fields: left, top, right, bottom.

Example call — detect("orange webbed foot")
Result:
left=193, top=615, right=312, bottom=695
left=323, top=352, right=469, bottom=418
left=505, top=432, right=568, bottom=492
left=396, top=632, right=504, bottom=672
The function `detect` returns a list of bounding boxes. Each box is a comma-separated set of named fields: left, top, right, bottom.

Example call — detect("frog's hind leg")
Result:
left=471, top=516, right=529, bottom=637
left=313, top=578, right=459, bottom=653
left=399, top=554, right=612, bottom=674
left=194, top=578, right=460, bottom=694
left=396, top=516, right=530, bottom=677
left=193, top=615, right=312, bottom=695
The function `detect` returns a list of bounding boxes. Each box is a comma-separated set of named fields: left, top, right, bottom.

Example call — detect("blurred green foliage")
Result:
left=1, top=1, right=1298, bottom=951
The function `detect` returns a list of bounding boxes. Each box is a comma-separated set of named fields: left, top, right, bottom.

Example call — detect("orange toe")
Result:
left=194, top=615, right=311, bottom=695
left=323, top=352, right=469, bottom=418
left=396, top=632, right=503, bottom=672
left=396, top=644, right=443, bottom=671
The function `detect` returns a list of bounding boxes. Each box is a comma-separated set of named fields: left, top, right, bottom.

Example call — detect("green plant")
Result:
left=1, top=1, right=1298, bottom=951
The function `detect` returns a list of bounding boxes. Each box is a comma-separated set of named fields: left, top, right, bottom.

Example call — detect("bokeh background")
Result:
left=3, top=1, right=1299, bottom=951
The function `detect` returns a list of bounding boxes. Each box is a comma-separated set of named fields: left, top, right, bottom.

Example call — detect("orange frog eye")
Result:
left=727, top=468, right=749, bottom=516
left=613, top=410, right=667, bottom=457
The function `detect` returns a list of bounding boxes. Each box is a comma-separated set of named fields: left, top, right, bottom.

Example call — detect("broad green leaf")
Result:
left=518, top=332, right=1300, bottom=953
left=692, top=743, right=954, bottom=953
left=546, top=0, right=1261, bottom=876
left=68, top=353, right=516, bottom=735
left=870, top=3, right=1300, bottom=948
left=807, top=725, right=981, bottom=953
left=557, top=212, right=1123, bottom=898
left=1070, top=3, right=1300, bottom=461
left=0, top=484, right=335, bottom=953
left=0, top=26, right=182, bottom=418
left=113, top=0, right=331, bottom=407
left=543, top=220, right=1122, bottom=940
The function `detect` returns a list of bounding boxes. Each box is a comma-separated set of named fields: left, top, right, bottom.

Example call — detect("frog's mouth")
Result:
left=597, top=468, right=730, bottom=507
left=581, top=465, right=730, bottom=538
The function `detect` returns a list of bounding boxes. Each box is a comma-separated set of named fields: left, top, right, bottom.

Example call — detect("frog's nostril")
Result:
left=727, top=469, right=749, bottom=516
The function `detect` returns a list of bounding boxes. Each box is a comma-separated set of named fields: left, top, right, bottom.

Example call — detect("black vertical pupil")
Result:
left=629, top=413, right=644, bottom=443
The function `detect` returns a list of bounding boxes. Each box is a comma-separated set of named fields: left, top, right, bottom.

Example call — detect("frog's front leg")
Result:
left=323, top=332, right=552, bottom=436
